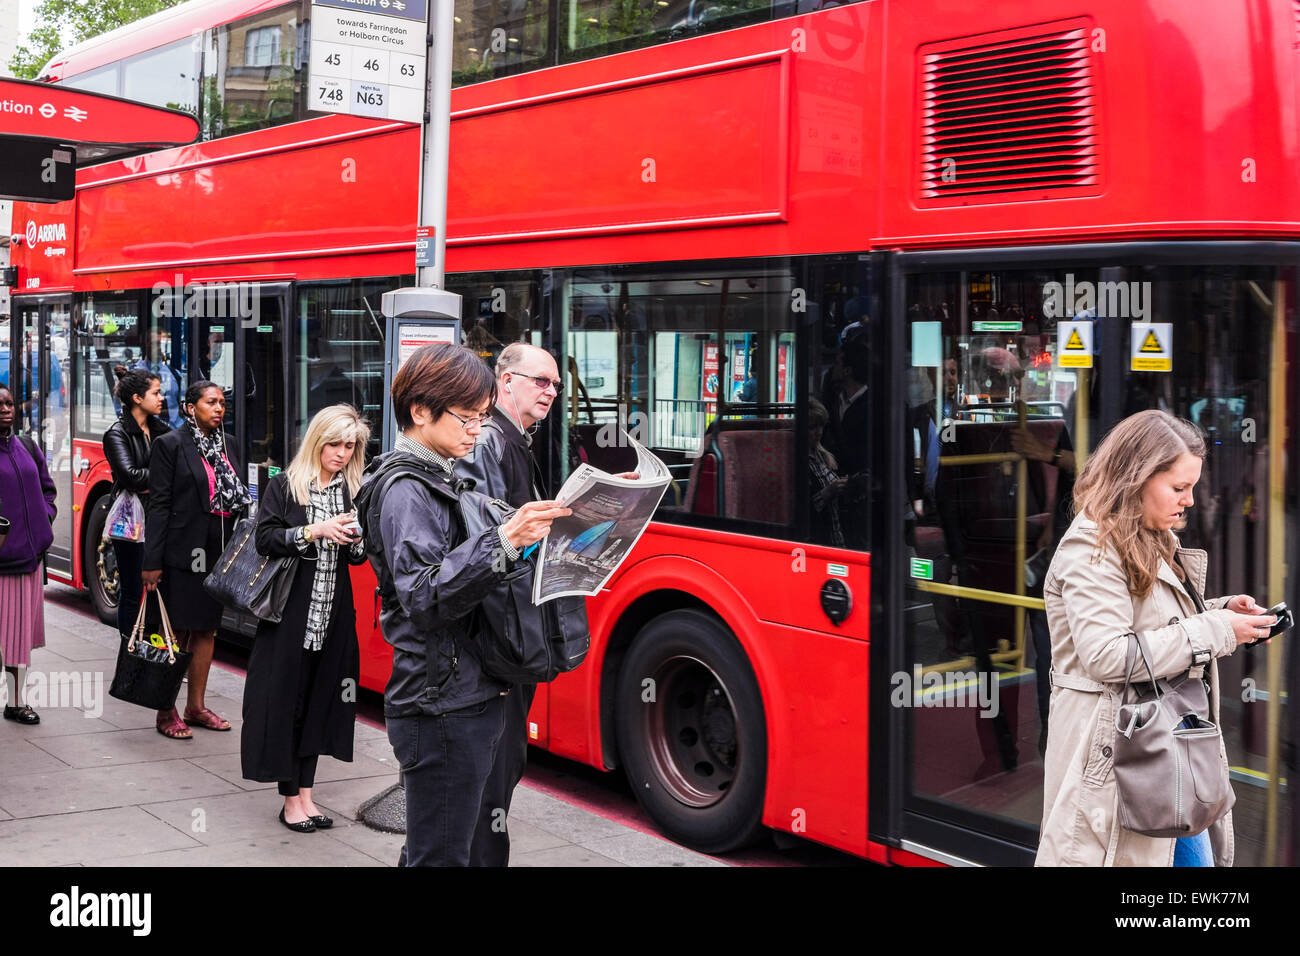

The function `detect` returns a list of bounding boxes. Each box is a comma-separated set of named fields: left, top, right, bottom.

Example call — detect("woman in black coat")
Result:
left=102, top=366, right=171, bottom=639
left=242, top=404, right=369, bottom=833
left=142, top=381, right=250, bottom=740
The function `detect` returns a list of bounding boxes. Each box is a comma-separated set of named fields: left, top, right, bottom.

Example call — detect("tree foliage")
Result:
left=9, top=0, right=186, bottom=79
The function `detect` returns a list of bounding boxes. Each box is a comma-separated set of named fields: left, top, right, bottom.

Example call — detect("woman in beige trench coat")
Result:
left=1036, top=410, right=1276, bottom=867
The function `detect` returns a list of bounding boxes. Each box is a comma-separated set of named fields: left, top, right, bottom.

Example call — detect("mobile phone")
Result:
left=1265, top=602, right=1293, bottom=638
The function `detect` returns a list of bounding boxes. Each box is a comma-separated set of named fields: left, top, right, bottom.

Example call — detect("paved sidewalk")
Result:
left=0, top=587, right=726, bottom=867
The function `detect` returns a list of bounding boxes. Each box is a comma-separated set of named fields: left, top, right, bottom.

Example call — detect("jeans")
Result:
left=112, top=539, right=146, bottom=637
left=387, top=694, right=507, bottom=867
left=469, top=684, right=535, bottom=866
left=1173, top=830, right=1213, bottom=867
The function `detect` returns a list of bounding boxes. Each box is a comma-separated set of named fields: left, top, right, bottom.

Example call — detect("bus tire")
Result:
left=614, top=609, right=767, bottom=854
left=83, top=495, right=119, bottom=626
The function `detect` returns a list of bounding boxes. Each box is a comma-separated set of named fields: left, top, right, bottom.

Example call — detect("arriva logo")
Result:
left=26, top=220, right=67, bottom=245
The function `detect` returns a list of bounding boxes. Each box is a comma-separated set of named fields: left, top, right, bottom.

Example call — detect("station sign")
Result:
left=308, top=0, right=427, bottom=124
left=0, top=77, right=200, bottom=154
left=1130, top=322, right=1173, bottom=372
left=971, top=320, right=1022, bottom=333
left=1057, top=320, right=1093, bottom=368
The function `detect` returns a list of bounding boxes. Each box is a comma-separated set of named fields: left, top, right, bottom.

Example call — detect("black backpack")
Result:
left=359, top=458, right=589, bottom=684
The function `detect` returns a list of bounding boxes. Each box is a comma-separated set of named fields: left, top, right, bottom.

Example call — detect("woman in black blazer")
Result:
left=242, top=405, right=368, bottom=832
left=142, top=381, right=250, bottom=740
left=102, top=366, right=170, bottom=639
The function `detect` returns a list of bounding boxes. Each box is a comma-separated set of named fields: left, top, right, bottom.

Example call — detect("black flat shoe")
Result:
left=279, top=808, right=316, bottom=833
left=309, top=814, right=333, bottom=829
left=3, top=705, right=39, bottom=725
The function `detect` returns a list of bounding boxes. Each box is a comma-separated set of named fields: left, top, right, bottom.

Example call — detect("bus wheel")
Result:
left=84, top=496, right=119, bottom=626
left=615, top=609, right=766, bottom=854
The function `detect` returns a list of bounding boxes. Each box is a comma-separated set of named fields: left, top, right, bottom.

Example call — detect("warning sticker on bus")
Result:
left=1130, top=322, right=1172, bottom=372
left=1057, top=320, right=1093, bottom=368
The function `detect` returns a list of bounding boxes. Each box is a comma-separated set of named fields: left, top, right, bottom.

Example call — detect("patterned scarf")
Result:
left=190, top=424, right=251, bottom=514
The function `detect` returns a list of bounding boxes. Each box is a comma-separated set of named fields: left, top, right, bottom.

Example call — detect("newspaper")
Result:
left=533, top=433, right=671, bottom=604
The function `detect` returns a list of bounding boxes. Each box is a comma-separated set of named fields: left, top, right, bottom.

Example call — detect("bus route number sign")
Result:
left=308, top=0, right=427, bottom=124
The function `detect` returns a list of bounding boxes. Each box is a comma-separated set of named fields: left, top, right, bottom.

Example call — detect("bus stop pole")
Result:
left=416, top=0, right=454, bottom=291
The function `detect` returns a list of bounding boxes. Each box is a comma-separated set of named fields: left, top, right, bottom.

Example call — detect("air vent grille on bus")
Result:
left=919, top=22, right=1099, bottom=203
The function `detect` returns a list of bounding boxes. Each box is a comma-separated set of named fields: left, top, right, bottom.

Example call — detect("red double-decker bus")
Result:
left=5, top=0, right=1298, bottom=865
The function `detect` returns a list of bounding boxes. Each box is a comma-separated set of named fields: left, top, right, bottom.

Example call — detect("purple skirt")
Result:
left=0, top=569, right=45, bottom=667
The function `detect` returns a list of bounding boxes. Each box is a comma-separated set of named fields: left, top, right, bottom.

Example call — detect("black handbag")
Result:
left=457, top=490, right=590, bottom=684
left=202, top=516, right=298, bottom=623
left=109, top=590, right=193, bottom=710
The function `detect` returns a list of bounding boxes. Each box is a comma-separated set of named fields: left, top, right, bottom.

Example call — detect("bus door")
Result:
left=193, top=282, right=289, bottom=637
left=884, top=248, right=1295, bottom=867
left=192, top=282, right=290, bottom=490
left=13, top=295, right=74, bottom=576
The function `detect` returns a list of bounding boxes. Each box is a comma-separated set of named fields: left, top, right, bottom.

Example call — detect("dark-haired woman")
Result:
left=103, top=366, right=170, bottom=640
left=142, top=381, right=250, bottom=740
left=0, top=385, right=57, bottom=725
left=355, top=343, right=569, bottom=866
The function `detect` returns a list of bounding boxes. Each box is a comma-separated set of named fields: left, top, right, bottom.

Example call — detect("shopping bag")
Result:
left=108, top=590, right=192, bottom=710
left=105, top=491, right=146, bottom=542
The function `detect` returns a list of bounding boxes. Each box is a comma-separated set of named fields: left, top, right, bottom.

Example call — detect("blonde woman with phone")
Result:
left=240, top=404, right=371, bottom=833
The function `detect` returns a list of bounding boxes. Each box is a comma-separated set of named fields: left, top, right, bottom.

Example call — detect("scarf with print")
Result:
left=191, top=424, right=252, bottom=514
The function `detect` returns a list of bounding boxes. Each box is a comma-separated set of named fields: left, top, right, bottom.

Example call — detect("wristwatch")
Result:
left=299, top=526, right=314, bottom=544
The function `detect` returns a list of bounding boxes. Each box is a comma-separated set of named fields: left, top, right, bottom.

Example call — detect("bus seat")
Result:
left=683, top=418, right=794, bottom=523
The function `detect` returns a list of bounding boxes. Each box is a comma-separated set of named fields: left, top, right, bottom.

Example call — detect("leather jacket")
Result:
left=103, top=413, right=171, bottom=496
left=355, top=451, right=509, bottom=717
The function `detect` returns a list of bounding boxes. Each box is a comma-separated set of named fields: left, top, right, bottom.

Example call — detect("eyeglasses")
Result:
left=516, top=373, right=564, bottom=394
left=445, top=409, right=493, bottom=431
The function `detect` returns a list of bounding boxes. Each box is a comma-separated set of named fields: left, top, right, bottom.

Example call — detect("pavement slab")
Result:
left=0, top=758, right=242, bottom=818
left=100, top=835, right=386, bottom=867
left=0, top=806, right=201, bottom=866
left=33, top=726, right=243, bottom=769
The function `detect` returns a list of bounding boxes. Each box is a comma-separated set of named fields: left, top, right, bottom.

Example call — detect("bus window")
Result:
left=452, top=0, right=551, bottom=86
left=122, top=39, right=200, bottom=116
left=295, top=277, right=409, bottom=460
left=561, top=256, right=872, bottom=548
left=207, top=2, right=306, bottom=138
left=73, top=292, right=146, bottom=438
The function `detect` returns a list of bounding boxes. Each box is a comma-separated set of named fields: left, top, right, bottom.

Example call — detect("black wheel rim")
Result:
left=642, top=655, right=740, bottom=808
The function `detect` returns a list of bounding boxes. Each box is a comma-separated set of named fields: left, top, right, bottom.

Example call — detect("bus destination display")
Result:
left=308, top=0, right=427, bottom=124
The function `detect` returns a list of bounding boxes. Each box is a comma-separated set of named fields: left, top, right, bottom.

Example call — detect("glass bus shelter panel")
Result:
left=561, top=255, right=872, bottom=550
left=295, top=277, right=411, bottom=461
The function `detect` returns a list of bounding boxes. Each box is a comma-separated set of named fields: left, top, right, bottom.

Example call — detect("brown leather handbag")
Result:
left=1112, top=630, right=1235, bottom=838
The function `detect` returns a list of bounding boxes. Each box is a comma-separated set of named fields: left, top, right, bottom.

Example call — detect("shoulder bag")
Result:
left=457, top=489, right=589, bottom=684
left=202, top=516, right=298, bottom=623
left=1112, top=597, right=1235, bottom=837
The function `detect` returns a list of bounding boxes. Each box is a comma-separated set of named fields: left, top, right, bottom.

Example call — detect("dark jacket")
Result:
left=0, top=433, right=57, bottom=575
left=103, top=413, right=171, bottom=496
left=143, top=428, right=242, bottom=572
left=355, top=451, right=509, bottom=717
left=460, top=406, right=546, bottom=507
left=242, top=474, right=364, bottom=782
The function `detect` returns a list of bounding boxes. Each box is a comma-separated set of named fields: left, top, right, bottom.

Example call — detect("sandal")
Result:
left=183, top=707, right=231, bottom=731
left=156, top=711, right=192, bottom=740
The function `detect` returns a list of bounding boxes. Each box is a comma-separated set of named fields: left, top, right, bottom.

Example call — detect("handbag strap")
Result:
left=153, top=591, right=180, bottom=664
left=126, top=590, right=150, bottom=652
